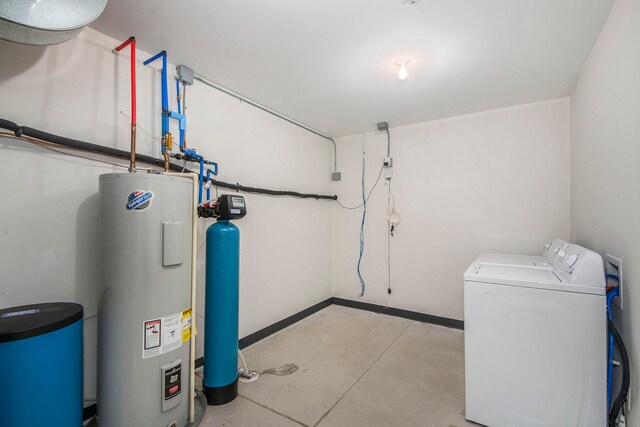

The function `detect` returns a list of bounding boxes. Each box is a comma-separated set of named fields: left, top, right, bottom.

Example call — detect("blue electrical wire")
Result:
left=357, top=153, right=367, bottom=296
left=606, top=287, right=620, bottom=408
left=606, top=273, right=620, bottom=281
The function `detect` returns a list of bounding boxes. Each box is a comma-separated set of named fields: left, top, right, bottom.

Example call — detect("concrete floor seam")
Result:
left=313, top=320, right=415, bottom=427
left=238, top=394, right=310, bottom=427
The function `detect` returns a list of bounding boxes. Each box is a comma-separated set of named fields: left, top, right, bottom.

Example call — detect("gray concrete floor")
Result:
left=200, top=305, right=474, bottom=427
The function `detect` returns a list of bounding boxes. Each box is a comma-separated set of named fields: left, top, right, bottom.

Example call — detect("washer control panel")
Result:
left=542, top=238, right=568, bottom=266
left=556, top=244, right=605, bottom=287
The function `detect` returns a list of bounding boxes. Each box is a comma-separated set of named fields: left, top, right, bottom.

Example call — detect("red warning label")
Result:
left=144, top=319, right=161, bottom=351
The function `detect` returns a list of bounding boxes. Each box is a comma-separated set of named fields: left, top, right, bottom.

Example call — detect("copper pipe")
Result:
left=114, top=36, right=137, bottom=172
left=130, top=125, right=136, bottom=171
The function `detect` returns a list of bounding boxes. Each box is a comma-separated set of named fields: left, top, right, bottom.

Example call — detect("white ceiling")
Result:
left=91, top=0, right=614, bottom=137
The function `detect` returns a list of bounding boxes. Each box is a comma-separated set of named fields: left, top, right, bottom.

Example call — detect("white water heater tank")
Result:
left=98, top=173, right=194, bottom=427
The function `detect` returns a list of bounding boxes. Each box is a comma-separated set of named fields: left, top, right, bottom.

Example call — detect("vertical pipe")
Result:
left=114, top=37, right=137, bottom=172
left=143, top=50, right=169, bottom=154
left=198, top=160, right=204, bottom=204
left=161, top=53, right=169, bottom=138
left=176, top=79, right=182, bottom=114
left=164, top=172, right=198, bottom=422
left=206, top=169, right=213, bottom=202
left=176, top=80, right=185, bottom=151
left=160, top=53, right=170, bottom=171
left=182, top=82, right=188, bottom=151
left=130, top=39, right=136, bottom=172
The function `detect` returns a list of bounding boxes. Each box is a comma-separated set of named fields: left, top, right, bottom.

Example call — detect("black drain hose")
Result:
left=609, top=317, right=630, bottom=426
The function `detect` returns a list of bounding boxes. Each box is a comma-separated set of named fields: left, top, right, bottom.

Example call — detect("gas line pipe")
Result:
left=113, top=36, right=137, bottom=172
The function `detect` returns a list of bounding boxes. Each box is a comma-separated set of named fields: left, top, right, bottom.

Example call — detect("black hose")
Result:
left=206, top=177, right=336, bottom=200
left=609, top=317, right=630, bottom=426
left=1, top=119, right=337, bottom=201
left=0, top=118, right=19, bottom=133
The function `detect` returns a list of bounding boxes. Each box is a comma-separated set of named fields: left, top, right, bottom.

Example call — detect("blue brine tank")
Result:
left=0, top=302, right=83, bottom=426
left=203, top=219, right=240, bottom=405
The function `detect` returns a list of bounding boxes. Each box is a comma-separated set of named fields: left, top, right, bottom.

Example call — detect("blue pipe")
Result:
left=199, top=160, right=204, bottom=204
left=169, top=110, right=186, bottom=151
left=176, top=79, right=186, bottom=150
left=143, top=51, right=169, bottom=147
left=144, top=50, right=215, bottom=171
left=161, top=53, right=169, bottom=138
left=176, top=79, right=182, bottom=114
left=606, top=288, right=620, bottom=408
left=206, top=169, right=213, bottom=202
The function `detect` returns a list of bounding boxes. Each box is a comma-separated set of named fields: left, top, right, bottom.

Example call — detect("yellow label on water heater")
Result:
left=182, top=307, right=193, bottom=343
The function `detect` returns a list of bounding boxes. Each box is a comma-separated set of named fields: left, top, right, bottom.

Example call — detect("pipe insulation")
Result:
left=0, top=119, right=337, bottom=200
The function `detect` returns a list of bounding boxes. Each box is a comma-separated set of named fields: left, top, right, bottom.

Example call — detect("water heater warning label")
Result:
left=143, top=311, right=183, bottom=359
left=182, top=307, right=193, bottom=343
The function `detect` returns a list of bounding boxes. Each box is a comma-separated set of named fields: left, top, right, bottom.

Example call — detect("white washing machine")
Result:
left=476, top=238, right=567, bottom=268
left=464, top=244, right=607, bottom=427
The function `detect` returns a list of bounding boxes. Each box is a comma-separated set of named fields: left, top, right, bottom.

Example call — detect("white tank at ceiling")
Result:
left=0, top=0, right=107, bottom=45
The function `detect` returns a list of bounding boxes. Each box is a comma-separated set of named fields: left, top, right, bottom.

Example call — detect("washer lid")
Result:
left=0, top=302, right=83, bottom=343
left=464, top=262, right=604, bottom=295
left=476, top=253, right=552, bottom=268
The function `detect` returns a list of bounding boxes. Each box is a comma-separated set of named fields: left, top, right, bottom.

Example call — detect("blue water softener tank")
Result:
left=0, top=302, right=83, bottom=426
left=203, top=194, right=247, bottom=405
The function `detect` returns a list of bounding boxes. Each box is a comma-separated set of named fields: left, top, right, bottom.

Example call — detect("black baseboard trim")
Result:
left=85, top=296, right=461, bottom=421
left=239, top=297, right=333, bottom=349
left=331, top=297, right=464, bottom=330
left=83, top=404, right=96, bottom=422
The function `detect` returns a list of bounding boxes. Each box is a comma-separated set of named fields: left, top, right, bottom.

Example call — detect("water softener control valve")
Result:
left=215, top=194, right=247, bottom=220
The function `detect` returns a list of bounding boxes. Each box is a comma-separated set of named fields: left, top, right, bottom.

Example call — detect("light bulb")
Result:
left=398, top=63, right=408, bottom=80
left=394, top=58, right=411, bottom=80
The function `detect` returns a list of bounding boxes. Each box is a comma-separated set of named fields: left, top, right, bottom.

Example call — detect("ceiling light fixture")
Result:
left=402, top=0, right=421, bottom=4
left=395, top=59, right=411, bottom=80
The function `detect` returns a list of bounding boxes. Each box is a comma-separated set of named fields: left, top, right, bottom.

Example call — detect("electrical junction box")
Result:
left=377, top=121, right=389, bottom=131
left=332, top=171, right=342, bottom=181
left=176, top=65, right=193, bottom=85
left=384, top=157, right=393, bottom=179
left=605, top=254, right=623, bottom=310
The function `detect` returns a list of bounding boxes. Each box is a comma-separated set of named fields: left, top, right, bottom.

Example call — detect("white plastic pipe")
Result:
left=163, top=171, right=198, bottom=422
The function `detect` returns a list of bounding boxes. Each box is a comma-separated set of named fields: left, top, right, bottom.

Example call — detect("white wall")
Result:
left=0, top=28, right=333, bottom=402
left=332, top=99, right=571, bottom=320
left=571, top=0, right=640, bottom=419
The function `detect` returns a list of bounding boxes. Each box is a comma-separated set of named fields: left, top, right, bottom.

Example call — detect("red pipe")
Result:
left=114, top=36, right=137, bottom=171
